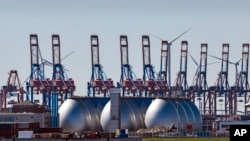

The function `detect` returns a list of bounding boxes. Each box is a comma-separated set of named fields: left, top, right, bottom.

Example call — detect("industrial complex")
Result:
left=0, top=33, right=250, bottom=139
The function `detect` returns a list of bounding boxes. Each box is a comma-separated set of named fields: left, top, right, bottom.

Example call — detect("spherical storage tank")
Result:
left=58, top=98, right=102, bottom=133
left=100, top=98, right=145, bottom=132
left=144, top=98, right=202, bottom=132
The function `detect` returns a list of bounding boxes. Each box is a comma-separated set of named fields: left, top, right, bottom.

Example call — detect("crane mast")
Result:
left=119, top=35, right=143, bottom=96
left=173, top=41, right=189, bottom=97
left=159, top=41, right=169, bottom=96
left=88, top=35, right=114, bottom=97
left=239, top=44, right=250, bottom=114
left=142, top=35, right=166, bottom=96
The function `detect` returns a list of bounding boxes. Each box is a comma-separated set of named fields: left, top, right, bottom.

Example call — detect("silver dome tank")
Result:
left=100, top=98, right=145, bottom=132
left=144, top=98, right=202, bottom=132
left=58, top=98, right=102, bottom=132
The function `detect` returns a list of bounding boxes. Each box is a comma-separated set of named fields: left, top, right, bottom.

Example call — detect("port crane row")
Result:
left=87, top=35, right=250, bottom=121
left=1, top=34, right=250, bottom=123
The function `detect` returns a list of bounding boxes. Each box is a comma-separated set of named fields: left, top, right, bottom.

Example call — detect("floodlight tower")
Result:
left=173, top=41, right=189, bottom=97
left=87, top=35, right=115, bottom=97
left=119, top=35, right=143, bottom=96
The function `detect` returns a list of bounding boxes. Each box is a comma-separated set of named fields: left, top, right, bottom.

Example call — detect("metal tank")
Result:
left=58, top=98, right=102, bottom=132
left=100, top=98, right=145, bottom=132
left=144, top=98, right=202, bottom=132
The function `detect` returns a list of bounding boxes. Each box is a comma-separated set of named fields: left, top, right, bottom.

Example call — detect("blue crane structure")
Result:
left=148, top=28, right=191, bottom=97
left=208, top=44, right=230, bottom=119
left=142, top=35, right=166, bottom=96
left=26, top=34, right=53, bottom=107
left=238, top=44, right=250, bottom=115
left=173, top=41, right=189, bottom=98
left=189, top=44, right=209, bottom=115
left=51, top=34, right=75, bottom=127
left=87, top=35, right=115, bottom=97
left=158, top=41, right=169, bottom=96
left=118, top=35, right=143, bottom=96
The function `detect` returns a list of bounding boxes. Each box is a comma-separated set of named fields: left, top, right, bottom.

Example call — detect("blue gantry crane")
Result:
left=118, top=35, right=143, bottom=96
left=208, top=44, right=231, bottom=119
left=189, top=44, right=209, bottom=115
left=87, top=35, right=115, bottom=97
left=26, top=34, right=53, bottom=106
left=173, top=41, right=189, bottom=98
left=141, top=35, right=166, bottom=96
left=51, top=34, right=75, bottom=127
left=238, top=44, right=250, bottom=115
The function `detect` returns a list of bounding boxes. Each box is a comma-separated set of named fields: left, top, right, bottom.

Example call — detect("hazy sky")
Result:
left=1, top=0, right=250, bottom=104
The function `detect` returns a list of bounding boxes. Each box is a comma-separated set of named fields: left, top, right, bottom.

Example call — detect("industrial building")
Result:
left=0, top=101, right=51, bottom=128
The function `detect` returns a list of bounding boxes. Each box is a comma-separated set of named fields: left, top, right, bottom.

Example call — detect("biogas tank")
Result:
left=144, top=98, right=202, bottom=132
left=58, top=98, right=102, bottom=132
left=100, top=98, right=145, bottom=132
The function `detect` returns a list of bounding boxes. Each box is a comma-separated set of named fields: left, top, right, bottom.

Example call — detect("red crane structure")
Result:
left=1, top=70, right=25, bottom=108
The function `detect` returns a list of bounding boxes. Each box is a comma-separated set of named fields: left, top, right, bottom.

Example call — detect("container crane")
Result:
left=158, top=41, right=169, bottom=96
left=142, top=35, right=165, bottom=96
left=118, top=35, right=143, bottom=96
left=26, top=34, right=53, bottom=106
left=208, top=44, right=231, bottom=119
left=173, top=41, right=189, bottom=98
left=189, top=44, right=209, bottom=108
left=51, top=34, right=75, bottom=127
left=210, top=50, right=242, bottom=118
left=238, top=44, right=250, bottom=115
left=148, top=28, right=191, bottom=91
left=87, top=35, right=115, bottom=97
left=1, top=70, right=25, bottom=108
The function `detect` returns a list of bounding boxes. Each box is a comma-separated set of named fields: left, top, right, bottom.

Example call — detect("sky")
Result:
left=1, top=0, right=250, bottom=110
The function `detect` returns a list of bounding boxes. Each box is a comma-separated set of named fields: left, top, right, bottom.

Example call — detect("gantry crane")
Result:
left=142, top=35, right=166, bottom=96
left=1, top=70, right=25, bottom=108
left=118, top=35, right=143, bottom=96
left=87, top=35, right=115, bottom=97
left=208, top=44, right=231, bottom=119
left=148, top=28, right=191, bottom=92
left=172, top=41, right=189, bottom=98
left=51, top=34, right=75, bottom=127
left=189, top=44, right=209, bottom=109
left=26, top=34, right=53, bottom=106
left=238, top=44, right=250, bottom=115
left=158, top=41, right=169, bottom=96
